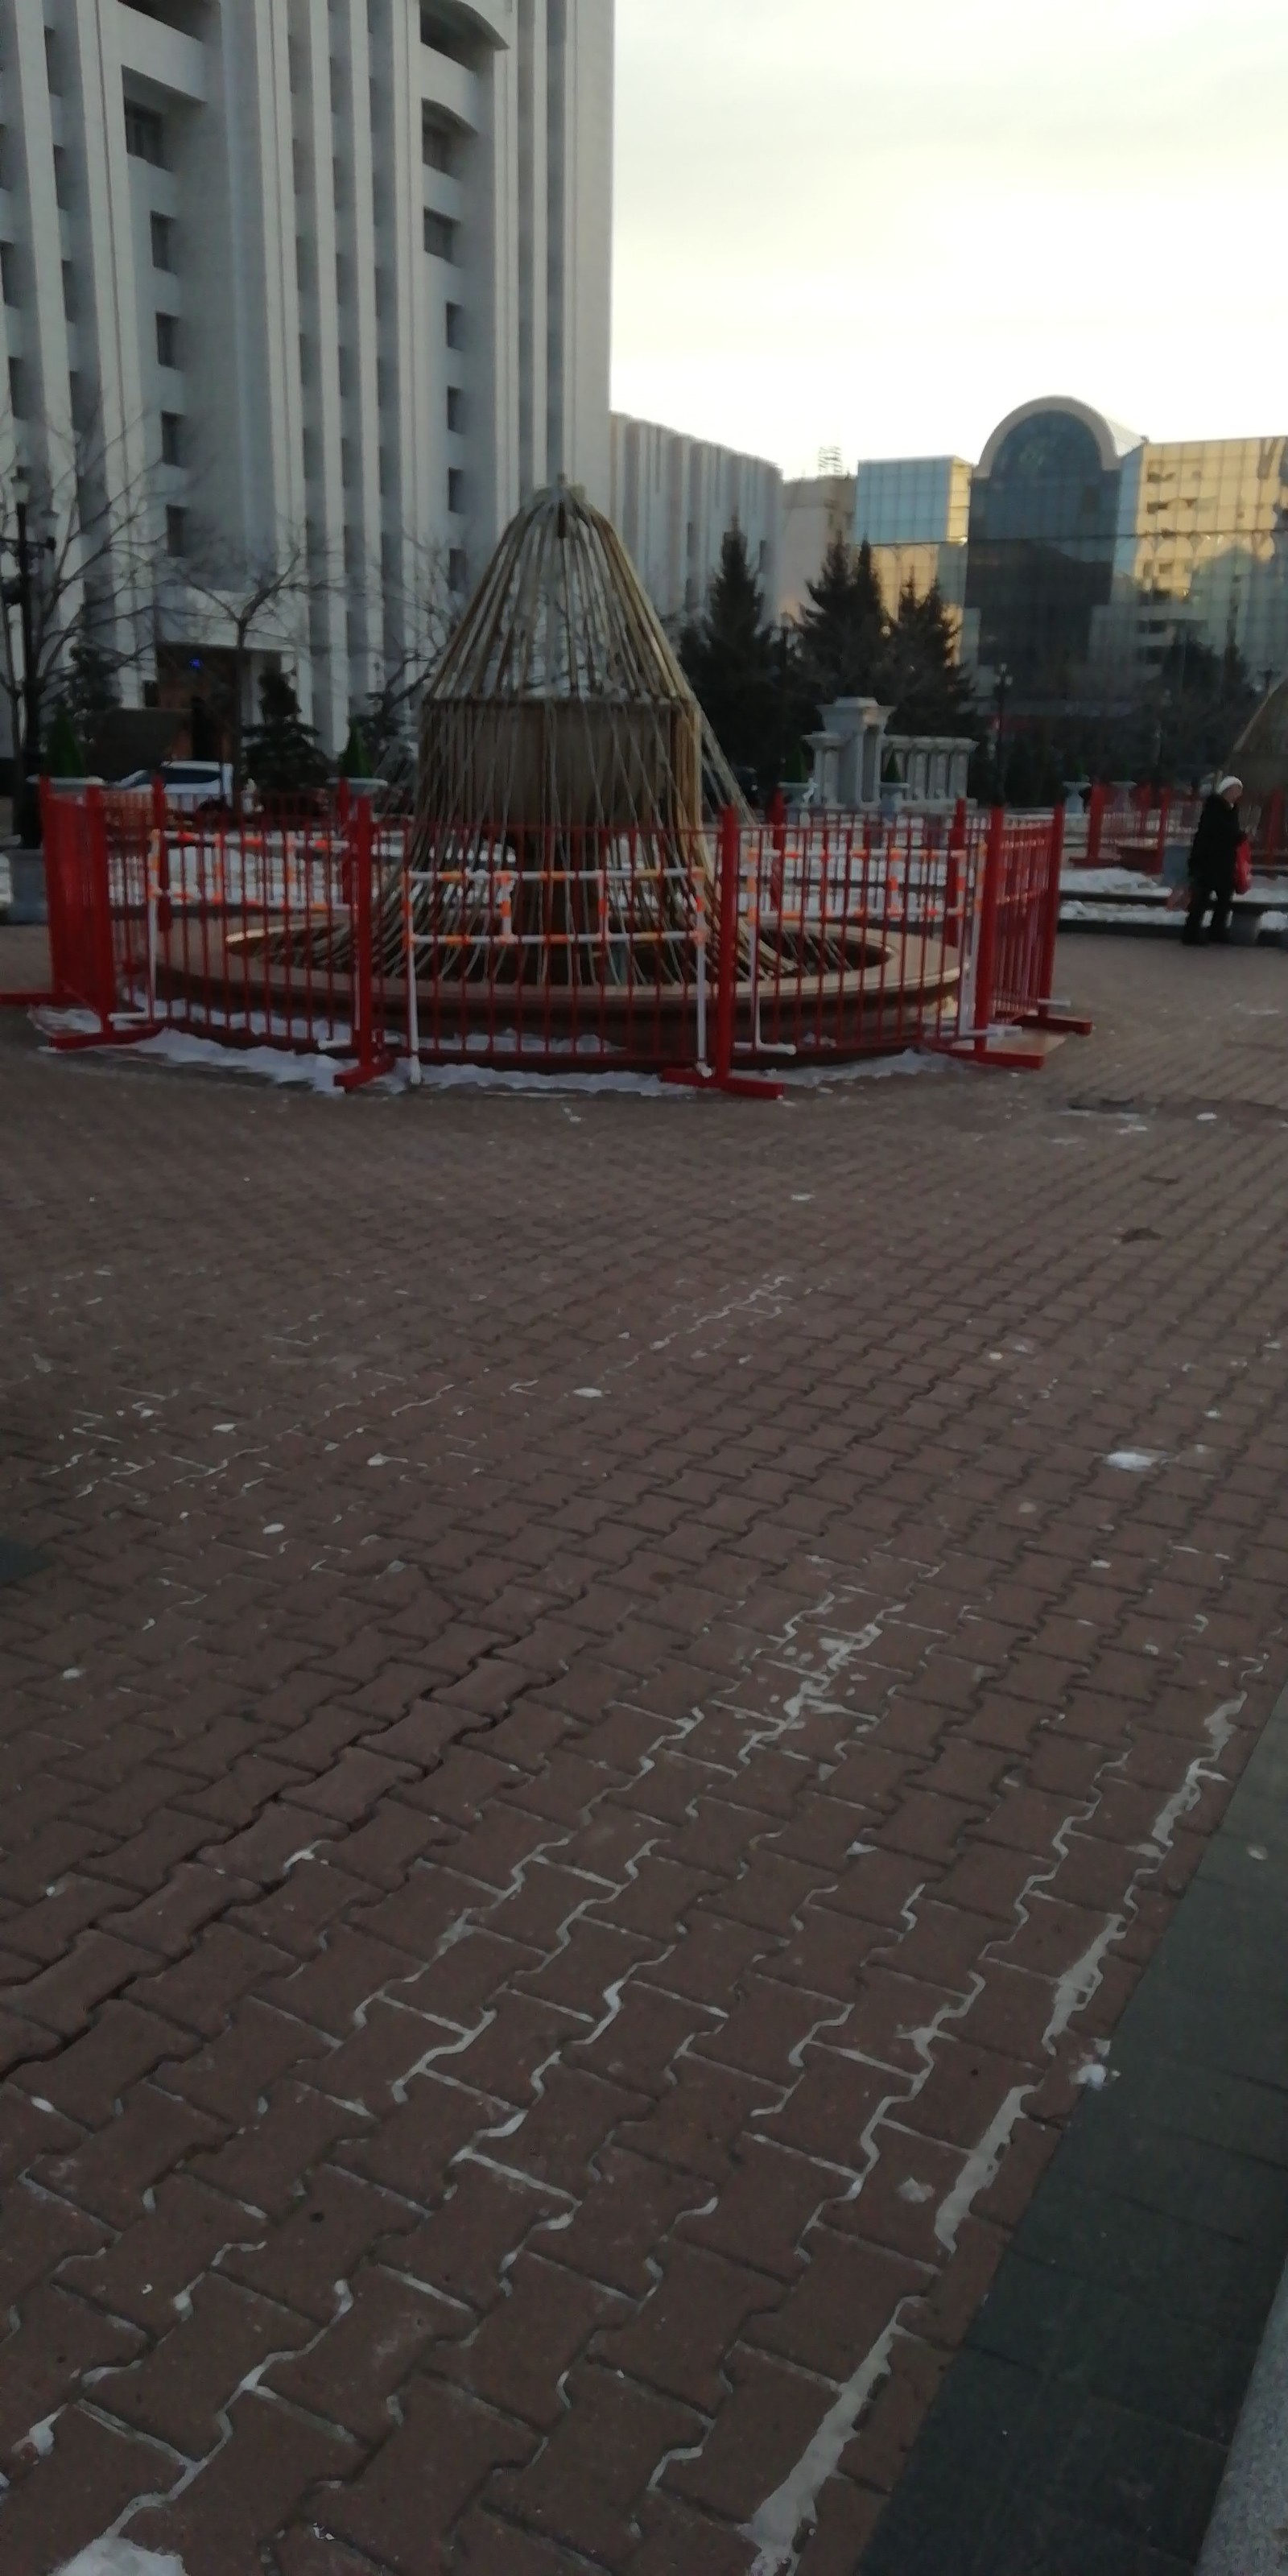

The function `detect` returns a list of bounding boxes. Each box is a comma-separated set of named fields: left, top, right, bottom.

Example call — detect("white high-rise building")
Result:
left=611, top=413, right=782, bottom=632
left=0, top=0, right=613, bottom=760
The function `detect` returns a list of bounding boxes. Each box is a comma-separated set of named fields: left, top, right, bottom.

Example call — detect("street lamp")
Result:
left=993, top=661, right=1011, bottom=803
left=2, top=467, right=45, bottom=845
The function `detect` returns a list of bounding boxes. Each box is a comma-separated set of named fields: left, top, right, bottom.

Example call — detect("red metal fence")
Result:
left=1084, top=783, right=1287, bottom=873
left=14, top=787, right=1089, bottom=1089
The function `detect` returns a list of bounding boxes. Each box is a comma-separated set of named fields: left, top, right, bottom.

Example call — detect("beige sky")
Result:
left=611, top=0, right=1288, bottom=472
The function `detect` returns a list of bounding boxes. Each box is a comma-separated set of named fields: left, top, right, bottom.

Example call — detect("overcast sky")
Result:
left=611, top=0, right=1288, bottom=474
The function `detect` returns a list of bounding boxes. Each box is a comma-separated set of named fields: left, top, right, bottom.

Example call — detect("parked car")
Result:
left=117, top=762, right=234, bottom=815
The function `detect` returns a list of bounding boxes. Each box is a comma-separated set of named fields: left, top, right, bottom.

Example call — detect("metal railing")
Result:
left=19, top=785, right=1090, bottom=1087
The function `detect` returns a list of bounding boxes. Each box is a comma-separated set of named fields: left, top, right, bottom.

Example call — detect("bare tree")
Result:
left=357, top=535, right=463, bottom=782
left=163, top=526, right=329, bottom=813
left=0, top=407, right=160, bottom=840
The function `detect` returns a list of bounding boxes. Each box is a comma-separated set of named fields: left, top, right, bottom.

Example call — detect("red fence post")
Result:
left=1033, top=800, right=1066, bottom=1016
left=1265, top=789, right=1285, bottom=869
left=151, top=773, right=172, bottom=935
left=971, top=806, right=1005, bottom=1057
left=713, top=803, right=740, bottom=1086
left=336, top=795, right=391, bottom=1091
left=85, top=786, right=117, bottom=1034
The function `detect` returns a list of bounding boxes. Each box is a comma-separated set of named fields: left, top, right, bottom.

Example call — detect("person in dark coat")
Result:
left=1183, top=776, right=1244, bottom=945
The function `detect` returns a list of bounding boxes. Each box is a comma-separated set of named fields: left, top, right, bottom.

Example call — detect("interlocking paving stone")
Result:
left=2, top=934, right=1287, bottom=2570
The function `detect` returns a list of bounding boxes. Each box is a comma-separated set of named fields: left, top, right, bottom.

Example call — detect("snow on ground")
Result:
left=52, top=2545, right=187, bottom=2576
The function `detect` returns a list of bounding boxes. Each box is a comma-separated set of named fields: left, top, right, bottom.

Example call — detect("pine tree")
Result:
left=62, top=630, right=119, bottom=753
left=43, top=702, right=85, bottom=778
left=797, top=535, right=888, bottom=711
left=338, top=716, right=372, bottom=781
left=243, top=668, right=329, bottom=795
left=882, top=580, right=976, bottom=735
left=679, top=526, right=783, bottom=797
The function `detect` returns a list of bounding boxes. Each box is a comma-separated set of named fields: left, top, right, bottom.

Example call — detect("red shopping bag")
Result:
left=1235, top=836, right=1253, bottom=895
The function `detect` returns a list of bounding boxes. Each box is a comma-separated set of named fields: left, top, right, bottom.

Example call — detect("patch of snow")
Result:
left=406, top=1060, right=681, bottom=1097
left=53, top=2547, right=188, bottom=2576
left=573, top=1388, right=605, bottom=1401
left=1060, top=901, right=1178, bottom=926
left=1062, top=867, right=1163, bottom=894
left=1105, top=1450, right=1166, bottom=1472
left=934, top=2087, right=1030, bottom=2253
left=1139, top=1697, right=1244, bottom=1862
left=745, top=2326, right=904, bottom=2575
left=778, top=1047, right=953, bottom=1088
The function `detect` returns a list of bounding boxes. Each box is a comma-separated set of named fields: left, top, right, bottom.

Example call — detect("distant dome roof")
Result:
left=977, top=397, right=1146, bottom=478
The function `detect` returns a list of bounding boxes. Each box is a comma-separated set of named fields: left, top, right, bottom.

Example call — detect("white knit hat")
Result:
left=1217, top=775, right=1244, bottom=796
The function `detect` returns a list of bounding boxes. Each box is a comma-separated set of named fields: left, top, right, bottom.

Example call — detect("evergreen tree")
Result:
left=43, top=702, right=85, bottom=777
left=679, top=526, right=783, bottom=797
left=243, top=668, right=329, bottom=795
left=62, top=629, right=119, bottom=753
left=797, top=535, right=887, bottom=709
left=882, top=580, right=977, bottom=735
left=338, top=716, right=372, bottom=781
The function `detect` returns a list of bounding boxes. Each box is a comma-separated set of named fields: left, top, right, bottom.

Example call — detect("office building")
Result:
left=610, top=412, right=782, bottom=630
left=852, top=453, right=971, bottom=630
left=779, top=467, right=856, bottom=620
left=0, top=0, right=613, bottom=758
left=852, top=398, right=1288, bottom=705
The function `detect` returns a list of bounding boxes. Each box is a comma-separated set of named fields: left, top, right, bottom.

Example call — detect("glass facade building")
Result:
left=853, top=456, right=972, bottom=635
left=854, top=400, right=1288, bottom=708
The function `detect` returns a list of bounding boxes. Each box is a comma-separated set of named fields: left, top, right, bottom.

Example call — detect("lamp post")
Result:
left=2, top=469, right=43, bottom=845
left=993, top=660, right=1011, bottom=804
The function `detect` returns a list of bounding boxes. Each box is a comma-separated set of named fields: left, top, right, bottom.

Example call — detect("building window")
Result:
left=166, top=504, right=187, bottom=557
left=7, top=356, right=26, bottom=418
left=420, top=6, right=471, bottom=63
left=156, top=311, right=179, bottom=368
left=445, top=301, right=464, bottom=349
left=448, top=468, right=465, bottom=515
left=124, top=103, right=167, bottom=167
left=422, top=113, right=459, bottom=175
left=53, top=147, right=72, bottom=211
left=448, top=546, right=467, bottom=592
left=423, top=211, right=457, bottom=262
left=0, top=242, right=17, bottom=307
left=62, top=261, right=76, bottom=317
left=44, top=28, right=61, bottom=93
left=447, top=386, right=464, bottom=433
left=161, top=411, right=183, bottom=465
left=151, top=213, right=175, bottom=271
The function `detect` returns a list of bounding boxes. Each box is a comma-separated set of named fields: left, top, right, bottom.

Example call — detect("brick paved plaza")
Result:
left=1, top=932, right=1287, bottom=2576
